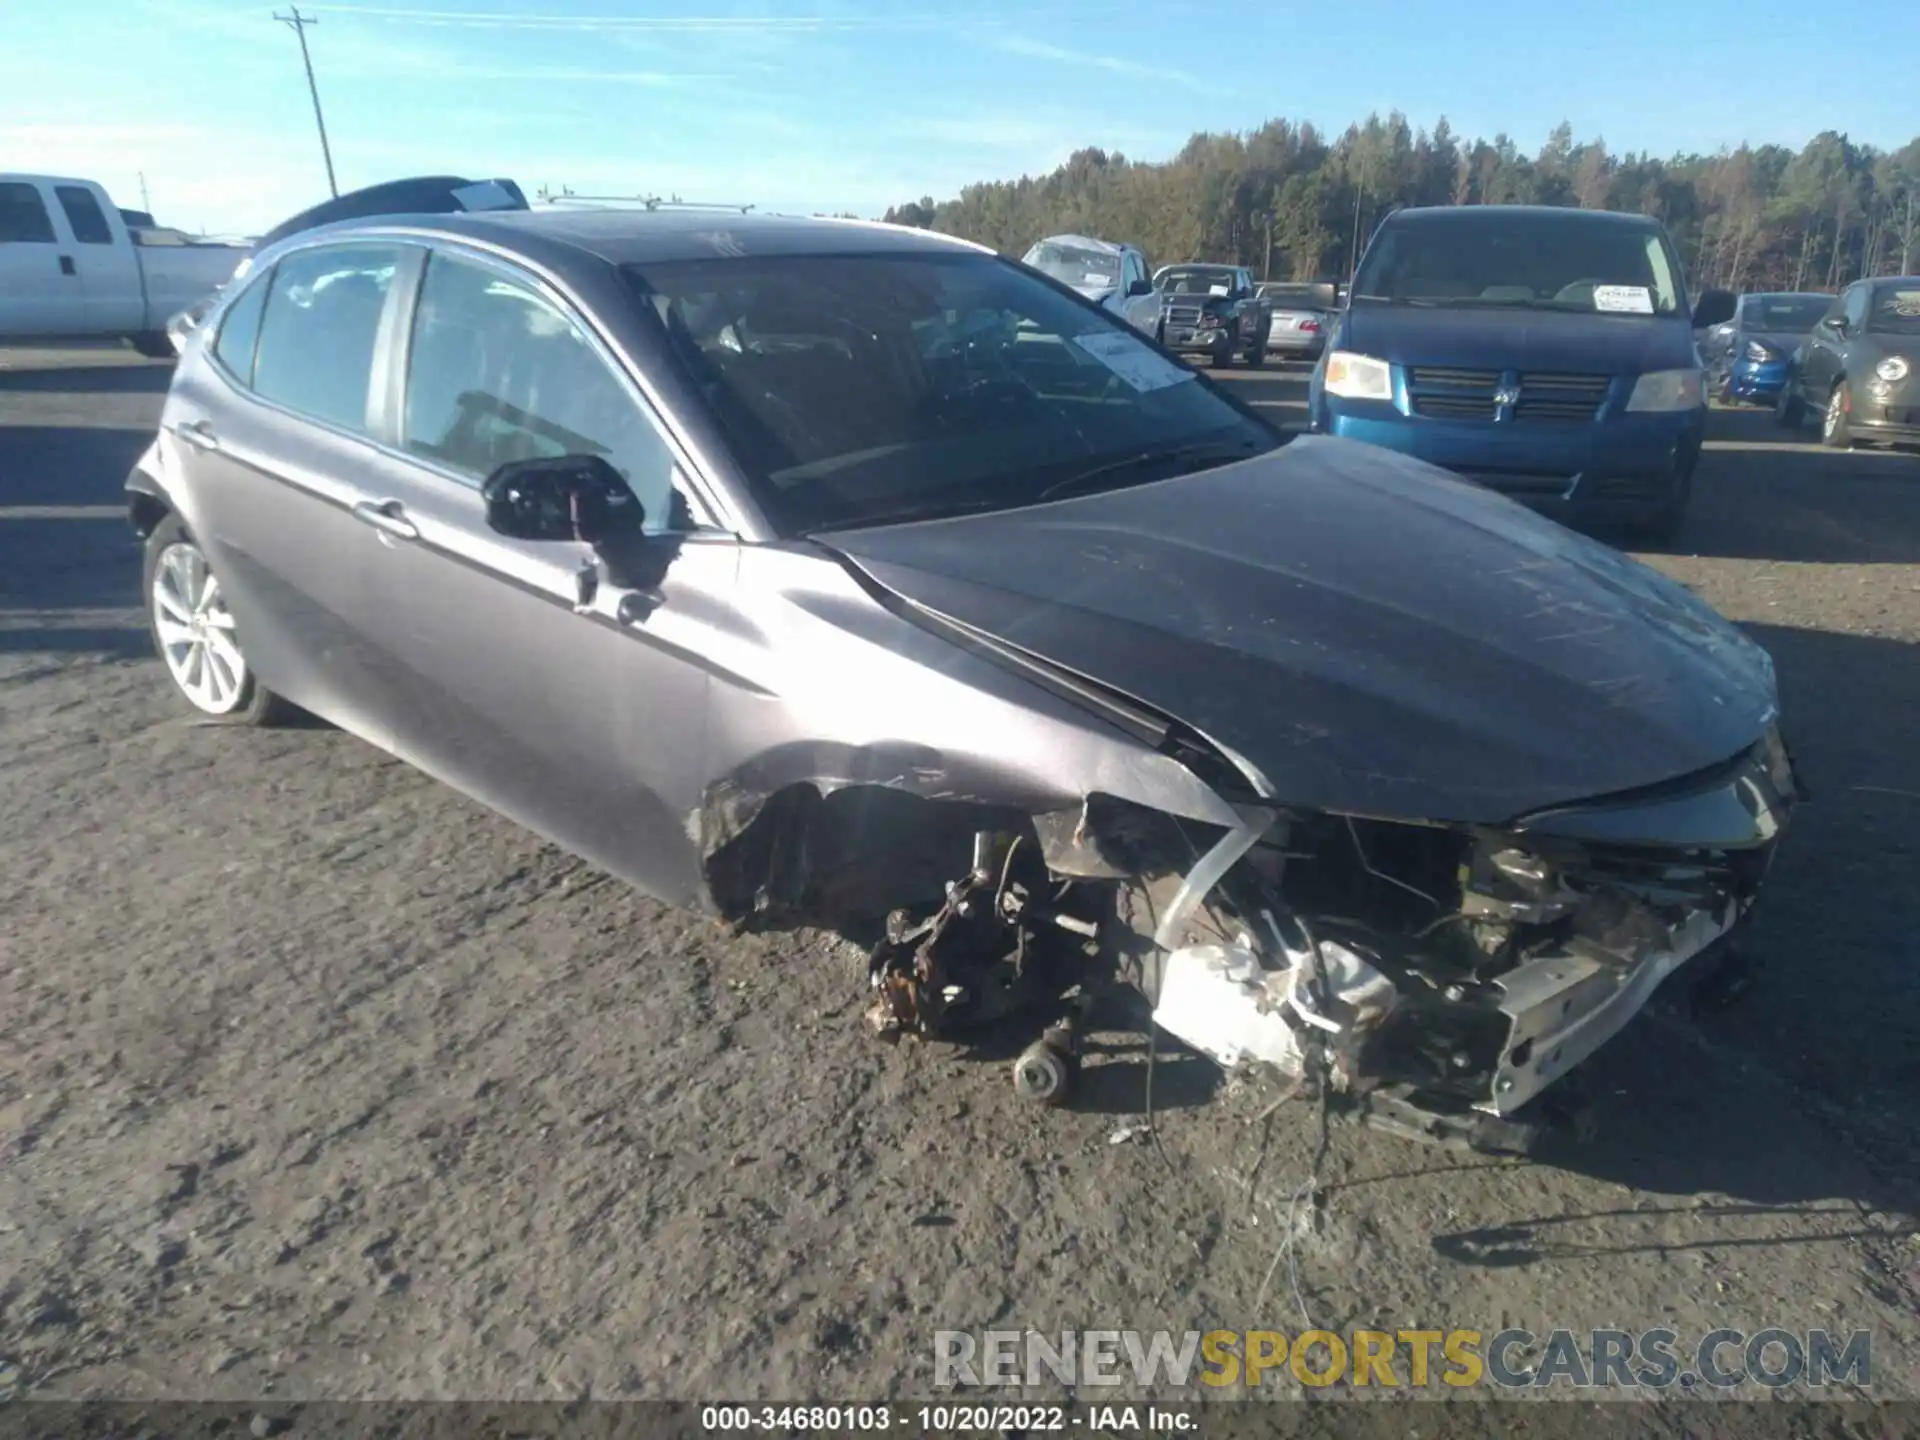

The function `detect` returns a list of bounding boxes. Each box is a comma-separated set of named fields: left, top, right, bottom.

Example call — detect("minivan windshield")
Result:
left=1740, top=293, right=1829, bottom=333
left=1353, top=211, right=1684, bottom=315
left=1867, top=284, right=1920, bottom=335
left=624, top=252, right=1280, bottom=535
left=1022, top=240, right=1121, bottom=288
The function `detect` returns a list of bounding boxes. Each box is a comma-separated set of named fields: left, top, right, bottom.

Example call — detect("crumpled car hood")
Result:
left=817, top=436, right=1779, bottom=825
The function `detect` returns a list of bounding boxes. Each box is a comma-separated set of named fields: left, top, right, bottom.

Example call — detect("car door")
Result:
left=1119, top=251, right=1154, bottom=334
left=1834, top=282, right=1873, bottom=384
left=1799, top=287, right=1852, bottom=398
left=165, top=239, right=416, bottom=745
left=0, top=181, right=71, bottom=336
left=343, top=242, right=727, bottom=906
left=50, top=183, right=142, bottom=334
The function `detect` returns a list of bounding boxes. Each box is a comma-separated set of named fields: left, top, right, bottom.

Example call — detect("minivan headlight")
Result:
left=1323, top=350, right=1393, bottom=401
left=1626, top=368, right=1705, bottom=412
left=1875, top=356, right=1910, bottom=383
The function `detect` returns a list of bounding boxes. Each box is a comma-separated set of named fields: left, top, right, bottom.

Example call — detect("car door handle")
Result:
left=59, top=254, right=76, bottom=277
left=351, top=499, right=419, bottom=542
left=175, top=420, right=220, bottom=452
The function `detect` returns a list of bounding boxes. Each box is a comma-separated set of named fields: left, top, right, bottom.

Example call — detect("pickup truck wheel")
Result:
left=128, top=331, right=176, bottom=360
left=1209, top=336, right=1233, bottom=368
left=144, top=515, right=294, bottom=726
left=1245, top=342, right=1267, bottom=368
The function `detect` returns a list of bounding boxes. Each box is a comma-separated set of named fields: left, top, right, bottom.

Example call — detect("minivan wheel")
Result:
left=143, top=515, right=292, bottom=725
left=1821, top=384, right=1853, bottom=449
left=1628, top=467, right=1694, bottom=548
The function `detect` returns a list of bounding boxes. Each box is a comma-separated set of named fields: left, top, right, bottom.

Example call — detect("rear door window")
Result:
left=0, top=183, right=56, bottom=244
left=53, top=186, right=113, bottom=245
left=401, top=249, right=685, bottom=530
left=251, top=243, right=404, bottom=434
left=212, top=270, right=273, bottom=387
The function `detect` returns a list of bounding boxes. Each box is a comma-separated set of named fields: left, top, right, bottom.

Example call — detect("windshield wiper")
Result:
left=1035, top=437, right=1263, bottom=504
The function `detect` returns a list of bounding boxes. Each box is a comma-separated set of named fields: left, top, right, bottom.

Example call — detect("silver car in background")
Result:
left=1256, top=279, right=1339, bottom=362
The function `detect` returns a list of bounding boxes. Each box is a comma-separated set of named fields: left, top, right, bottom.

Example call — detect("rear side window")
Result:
left=213, top=271, right=272, bottom=386
left=402, top=250, right=683, bottom=529
left=252, top=244, right=402, bottom=434
left=54, top=186, right=112, bottom=245
left=0, top=183, right=56, bottom=244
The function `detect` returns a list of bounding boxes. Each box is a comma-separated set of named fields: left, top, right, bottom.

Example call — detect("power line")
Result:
left=275, top=6, right=339, bottom=199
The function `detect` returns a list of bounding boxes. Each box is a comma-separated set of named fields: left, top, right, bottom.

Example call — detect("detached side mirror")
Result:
left=1691, top=288, right=1736, bottom=330
left=481, top=454, right=644, bottom=544
left=1127, top=278, right=1153, bottom=298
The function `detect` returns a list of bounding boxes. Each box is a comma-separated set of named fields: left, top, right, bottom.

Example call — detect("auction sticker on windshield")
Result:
left=1594, top=285, right=1655, bottom=314
left=1072, top=330, right=1196, bottom=393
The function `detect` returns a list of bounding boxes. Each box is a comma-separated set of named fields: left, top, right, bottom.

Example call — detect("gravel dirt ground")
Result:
left=2, top=344, right=1917, bottom=1410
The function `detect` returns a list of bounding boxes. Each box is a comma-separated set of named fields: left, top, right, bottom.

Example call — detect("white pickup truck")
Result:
left=0, top=174, right=249, bottom=356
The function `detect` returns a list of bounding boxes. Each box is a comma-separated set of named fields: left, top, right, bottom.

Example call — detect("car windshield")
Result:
left=1022, top=241, right=1120, bottom=287
left=1867, top=285, right=1920, bottom=335
left=1160, top=268, right=1237, bottom=296
left=623, top=252, right=1280, bottom=535
left=1353, top=212, right=1683, bottom=315
left=1741, top=294, right=1829, bottom=332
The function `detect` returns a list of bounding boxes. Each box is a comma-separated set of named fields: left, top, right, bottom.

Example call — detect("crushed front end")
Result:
left=861, top=726, right=1799, bottom=1142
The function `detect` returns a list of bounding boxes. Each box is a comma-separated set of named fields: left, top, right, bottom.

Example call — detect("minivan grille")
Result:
left=1406, top=367, right=1614, bottom=424
left=1514, top=372, right=1611, bottom=422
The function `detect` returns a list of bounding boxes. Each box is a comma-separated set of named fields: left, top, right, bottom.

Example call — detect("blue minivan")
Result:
left=1308, top=206, right=1735, bottom=540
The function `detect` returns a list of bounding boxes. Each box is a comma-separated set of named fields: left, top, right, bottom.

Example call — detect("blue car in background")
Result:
left=1705, top=292, right=1832, bottom=405
left=1309, top=206, right=1735, bottom=541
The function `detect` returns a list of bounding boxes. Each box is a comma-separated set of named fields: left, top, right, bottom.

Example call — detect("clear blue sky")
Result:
left=3, top=0, right=1916, bottom=236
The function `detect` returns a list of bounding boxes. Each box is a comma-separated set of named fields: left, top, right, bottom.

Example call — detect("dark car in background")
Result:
left=1705, top=292, right=1830, bottom=405
left=124, top=208, right=1794, bottom=1132
left=1308, top=205, right=1735, bottom=540
left=1255, top=280, right=1339, bottom=363
left=1153, top=263, right=1272, bottom=366
left=1775, top=277, right=1920, bottom=451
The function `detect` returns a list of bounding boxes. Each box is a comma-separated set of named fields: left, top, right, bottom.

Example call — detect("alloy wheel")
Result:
left=151, top=540, right=249, bottom=715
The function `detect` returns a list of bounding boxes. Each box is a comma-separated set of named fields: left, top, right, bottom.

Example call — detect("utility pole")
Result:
left=138, top=171, right=152, bottom=214
left=274, top=6, right=338, bottom=198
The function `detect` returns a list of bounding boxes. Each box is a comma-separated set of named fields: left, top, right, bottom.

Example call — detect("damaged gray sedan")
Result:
left=128, top=208, right=1799, bottom=1148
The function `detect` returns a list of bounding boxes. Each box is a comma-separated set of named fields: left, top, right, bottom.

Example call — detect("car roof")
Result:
left=1031, top=233, right=1126, bottom=255
left=295, top=206, right=988, bottom=268
left=1384, top=204, right=1662, bottom=229
left=1162, top=261, right=1238, bottom=271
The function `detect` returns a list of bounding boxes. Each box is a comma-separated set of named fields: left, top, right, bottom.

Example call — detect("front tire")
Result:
left=143, top=514, right=293, bottom=726
left=1628, top=466, right=1695, bottom=548
left=1245, top=342, right=1267, bottom=368
left=1821, top=383, right=1853, bottom=449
